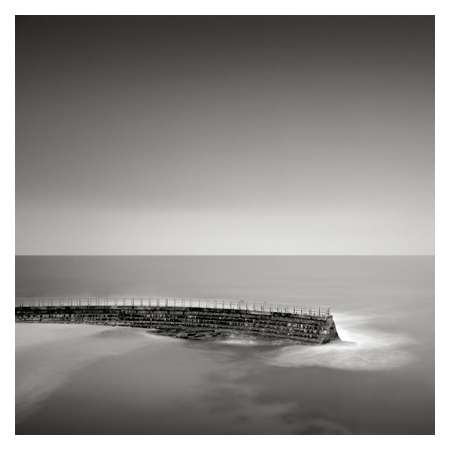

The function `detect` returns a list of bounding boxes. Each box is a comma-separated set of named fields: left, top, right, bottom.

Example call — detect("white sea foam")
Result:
left=266, top=312, right=416, bottom=371
left=219, top=334, right=290, bottom=347
left=221, top=338, right=259, bottom=346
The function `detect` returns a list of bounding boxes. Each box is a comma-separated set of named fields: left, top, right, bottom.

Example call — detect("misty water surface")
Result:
left=15, top=256, right=434, bottom=434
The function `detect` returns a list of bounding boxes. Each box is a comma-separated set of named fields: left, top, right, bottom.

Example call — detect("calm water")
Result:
left=15, top=256, right=434, bottom=434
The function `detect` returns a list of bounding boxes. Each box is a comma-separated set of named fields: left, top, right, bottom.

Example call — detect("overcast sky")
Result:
left=16, top=16, right=434, bottom=255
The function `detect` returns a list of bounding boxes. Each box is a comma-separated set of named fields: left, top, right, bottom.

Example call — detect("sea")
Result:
left=15, top=255, right=434, bottom=434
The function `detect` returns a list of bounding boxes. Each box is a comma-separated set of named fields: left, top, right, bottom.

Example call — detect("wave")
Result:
left=265, top=312, right=415, bottom=371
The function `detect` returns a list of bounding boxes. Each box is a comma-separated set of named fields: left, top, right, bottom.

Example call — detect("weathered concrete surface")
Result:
left=15, top=306, right=339, bottom=344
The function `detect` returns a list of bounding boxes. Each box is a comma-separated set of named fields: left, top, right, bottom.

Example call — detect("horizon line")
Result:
left=14, top=253, right=435, bottom=257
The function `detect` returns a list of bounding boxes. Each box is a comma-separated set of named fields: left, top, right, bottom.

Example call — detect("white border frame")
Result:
left=2, top=1, right=448, bottom=449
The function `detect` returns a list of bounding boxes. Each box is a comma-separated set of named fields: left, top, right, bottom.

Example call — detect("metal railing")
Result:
left=15, top=296, right=331, bottom=317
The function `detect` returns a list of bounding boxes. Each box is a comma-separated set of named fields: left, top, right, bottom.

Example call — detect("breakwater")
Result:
left=15, top=298, right=339, bottom=344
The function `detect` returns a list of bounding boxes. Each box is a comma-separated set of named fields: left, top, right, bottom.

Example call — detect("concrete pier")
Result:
left=15, top=298, right=339, bottom=344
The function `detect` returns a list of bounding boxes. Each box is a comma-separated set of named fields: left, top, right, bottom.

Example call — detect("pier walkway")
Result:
left=15, top=297, right=331, bottom=317
left=15, top=297, right=339, bottom=344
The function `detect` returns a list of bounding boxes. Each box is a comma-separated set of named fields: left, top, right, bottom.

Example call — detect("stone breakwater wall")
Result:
left=15, top=306, right=339, bottom=344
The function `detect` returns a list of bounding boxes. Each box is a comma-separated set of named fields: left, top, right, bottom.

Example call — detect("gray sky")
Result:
left=16, top=16, right=434, bottom=255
